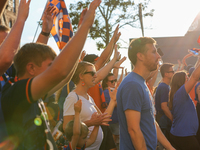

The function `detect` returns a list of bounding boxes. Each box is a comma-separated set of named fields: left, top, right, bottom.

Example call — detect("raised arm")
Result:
left=146, top=68, right=159, bottom=91
left=182, top=53, right=193, bottom=67
left=94, top=47, right=120, bottom=84
left=36, top=6, right=56, bottom=44
left=44, top=8, right=88, bottom=98
left=113, top=45, right=126, bottom=79
left=0, top=0, right=31, bottom=76
left=31, top=0, right=101, bottom=101
left=176, top=60, right=182, bottom=71
left=185, top=63, right=200, bottom=94
left=71, top=100, right=82, bottom=150
left=46, top=58, right=79, bottom=98
left=118, top=68, right=124, bottom=84
left=102, top=83, right=119, bottom=124
left=194, top=56, right=200, bottom=68
left=94, top=25, right=121, bottom=71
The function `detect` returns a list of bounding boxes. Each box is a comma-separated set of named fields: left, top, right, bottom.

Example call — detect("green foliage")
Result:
left=69, top=0, right=154, bottom=50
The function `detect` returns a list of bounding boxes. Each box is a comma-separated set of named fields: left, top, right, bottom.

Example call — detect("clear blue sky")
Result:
left=21, top=0, right=200, bottom=71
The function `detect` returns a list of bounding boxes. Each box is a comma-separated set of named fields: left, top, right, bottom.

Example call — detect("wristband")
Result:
left=41, top=31, right=50, bottom=37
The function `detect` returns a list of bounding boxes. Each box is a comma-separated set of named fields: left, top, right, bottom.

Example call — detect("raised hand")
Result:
left=108, top=82, right=119, bottom=105
left=78, top=8, right=87, bottom=28
left=114, top=56, right=126, bottom=69
left=112, top=24, right=121, bottom=44
left=17, top=0, right=31, bottom=22
left=112, top=44, right=121, bottom=62
left=80, top=50, right=86, bottom=61
left=42, top=6, right=57, bottom=33
left=82, top=0, right=101, bottom=28
left=74, top=100, right=82, bottom=113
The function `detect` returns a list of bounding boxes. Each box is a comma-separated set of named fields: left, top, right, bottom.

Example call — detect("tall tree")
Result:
left=69, top=0, right=154, bottom=50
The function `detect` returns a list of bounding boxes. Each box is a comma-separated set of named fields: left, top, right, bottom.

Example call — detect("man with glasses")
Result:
left=155, top=63, right=174, bottom=147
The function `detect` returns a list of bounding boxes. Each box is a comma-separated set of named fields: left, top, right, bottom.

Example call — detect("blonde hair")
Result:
left=72, top=61, right=94, bottom=84
left=64, top=120, right=89, bottom=141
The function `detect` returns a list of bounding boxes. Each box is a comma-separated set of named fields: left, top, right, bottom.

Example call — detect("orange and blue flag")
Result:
left=49, top=0, right=73, bottom=51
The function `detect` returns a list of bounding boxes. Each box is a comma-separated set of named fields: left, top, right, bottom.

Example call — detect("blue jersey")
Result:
left=155, top=82, right=170, bottom=115
left=117, top=72, right=157, bottom=150
left=170, top=84, right=199, bottom=136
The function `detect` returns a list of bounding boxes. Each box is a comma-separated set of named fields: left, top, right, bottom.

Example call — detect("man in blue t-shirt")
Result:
left=155, top=63, right=174, bottom=141
left=117, top=37, right=175, bottom=150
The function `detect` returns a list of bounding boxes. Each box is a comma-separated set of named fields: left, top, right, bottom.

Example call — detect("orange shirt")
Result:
left=88, top=84, right=106, bottom=113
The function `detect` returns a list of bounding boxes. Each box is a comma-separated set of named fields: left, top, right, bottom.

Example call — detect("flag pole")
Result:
left=32, top=0, right=49, bottom=42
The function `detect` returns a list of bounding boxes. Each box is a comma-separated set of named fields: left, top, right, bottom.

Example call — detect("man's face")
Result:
left=33, top=58, right=53, bottom=76
left=166, top=66, right=174, bottom=80
left=0, top=31, right=8, bottom=45
left=143, top=43, right=161, bottom=72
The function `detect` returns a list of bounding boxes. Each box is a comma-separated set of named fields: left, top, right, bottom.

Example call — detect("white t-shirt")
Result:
left=63, top=91, right=103, bottom=150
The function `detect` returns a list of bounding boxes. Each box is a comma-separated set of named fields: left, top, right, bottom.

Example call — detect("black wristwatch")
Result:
left=41, top=31, right=50, bottom=37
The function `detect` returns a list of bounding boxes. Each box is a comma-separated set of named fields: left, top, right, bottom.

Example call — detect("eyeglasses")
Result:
left=108, top=79, right=117, bottom=83
left=167, top=71, right=174, bottom=74
left=84, top=71, right=96, bottom=76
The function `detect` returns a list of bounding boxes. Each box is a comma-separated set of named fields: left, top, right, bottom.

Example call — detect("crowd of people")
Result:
left=1, top=0, right=200, bottom=150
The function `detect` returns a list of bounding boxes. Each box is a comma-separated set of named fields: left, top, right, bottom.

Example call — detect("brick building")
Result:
left=0, top=0, right=19, bottom=28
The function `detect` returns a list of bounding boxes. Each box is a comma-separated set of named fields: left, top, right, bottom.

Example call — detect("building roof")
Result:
left=130, top=11, right=200, bottom=65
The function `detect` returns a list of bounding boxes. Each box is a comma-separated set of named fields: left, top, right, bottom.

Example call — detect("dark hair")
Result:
left=83, top=54, right=99, bottom=64
left=102, top=72, right=114, bottom=90
left=0, top=25, right=10, bottom=32
left=64, top=120, right=89, bottom=141
left=72, top=61, right=94, bottom=84
left=160, top=63, right=174, bottom=78
left=14, top=43, right=57, bottom=77
left=169, top=71, right=186, bottom=110
left=128, top=37, right=156, bottom=65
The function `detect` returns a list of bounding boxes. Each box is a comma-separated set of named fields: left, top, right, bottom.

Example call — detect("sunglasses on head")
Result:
left=108, top=79, right=117, bottom=83
left=84, top=71, right=96, bottom=76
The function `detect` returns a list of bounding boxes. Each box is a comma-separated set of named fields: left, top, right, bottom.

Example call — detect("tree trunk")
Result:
left=105, top=19, right=109, bottom=46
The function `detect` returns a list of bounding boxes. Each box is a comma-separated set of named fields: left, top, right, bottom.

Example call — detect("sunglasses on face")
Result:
left=84, top=71, right=96, bottom=76
left=167, top=71, right=174, bottom=74
left=108, top=79, right=117, bottom=83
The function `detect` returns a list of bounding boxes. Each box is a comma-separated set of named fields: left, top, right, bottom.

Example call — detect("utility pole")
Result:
left=139, top=3, right=144, bottom=37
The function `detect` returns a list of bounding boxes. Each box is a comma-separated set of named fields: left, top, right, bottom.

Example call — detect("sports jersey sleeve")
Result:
left=1, top=78, right=34, bottom=111
left=160, top=84, right=170, bottom=103
left=121, top=82, right=143, bottom=112
left=63, top=92, right=77, bottom=116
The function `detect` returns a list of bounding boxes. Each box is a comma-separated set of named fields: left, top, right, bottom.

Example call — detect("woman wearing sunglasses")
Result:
left=169, top=64, right=200, bottom=149
left=63, top=49, right=120, bottom=150
left=102, top=68, right=124, bottom=149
